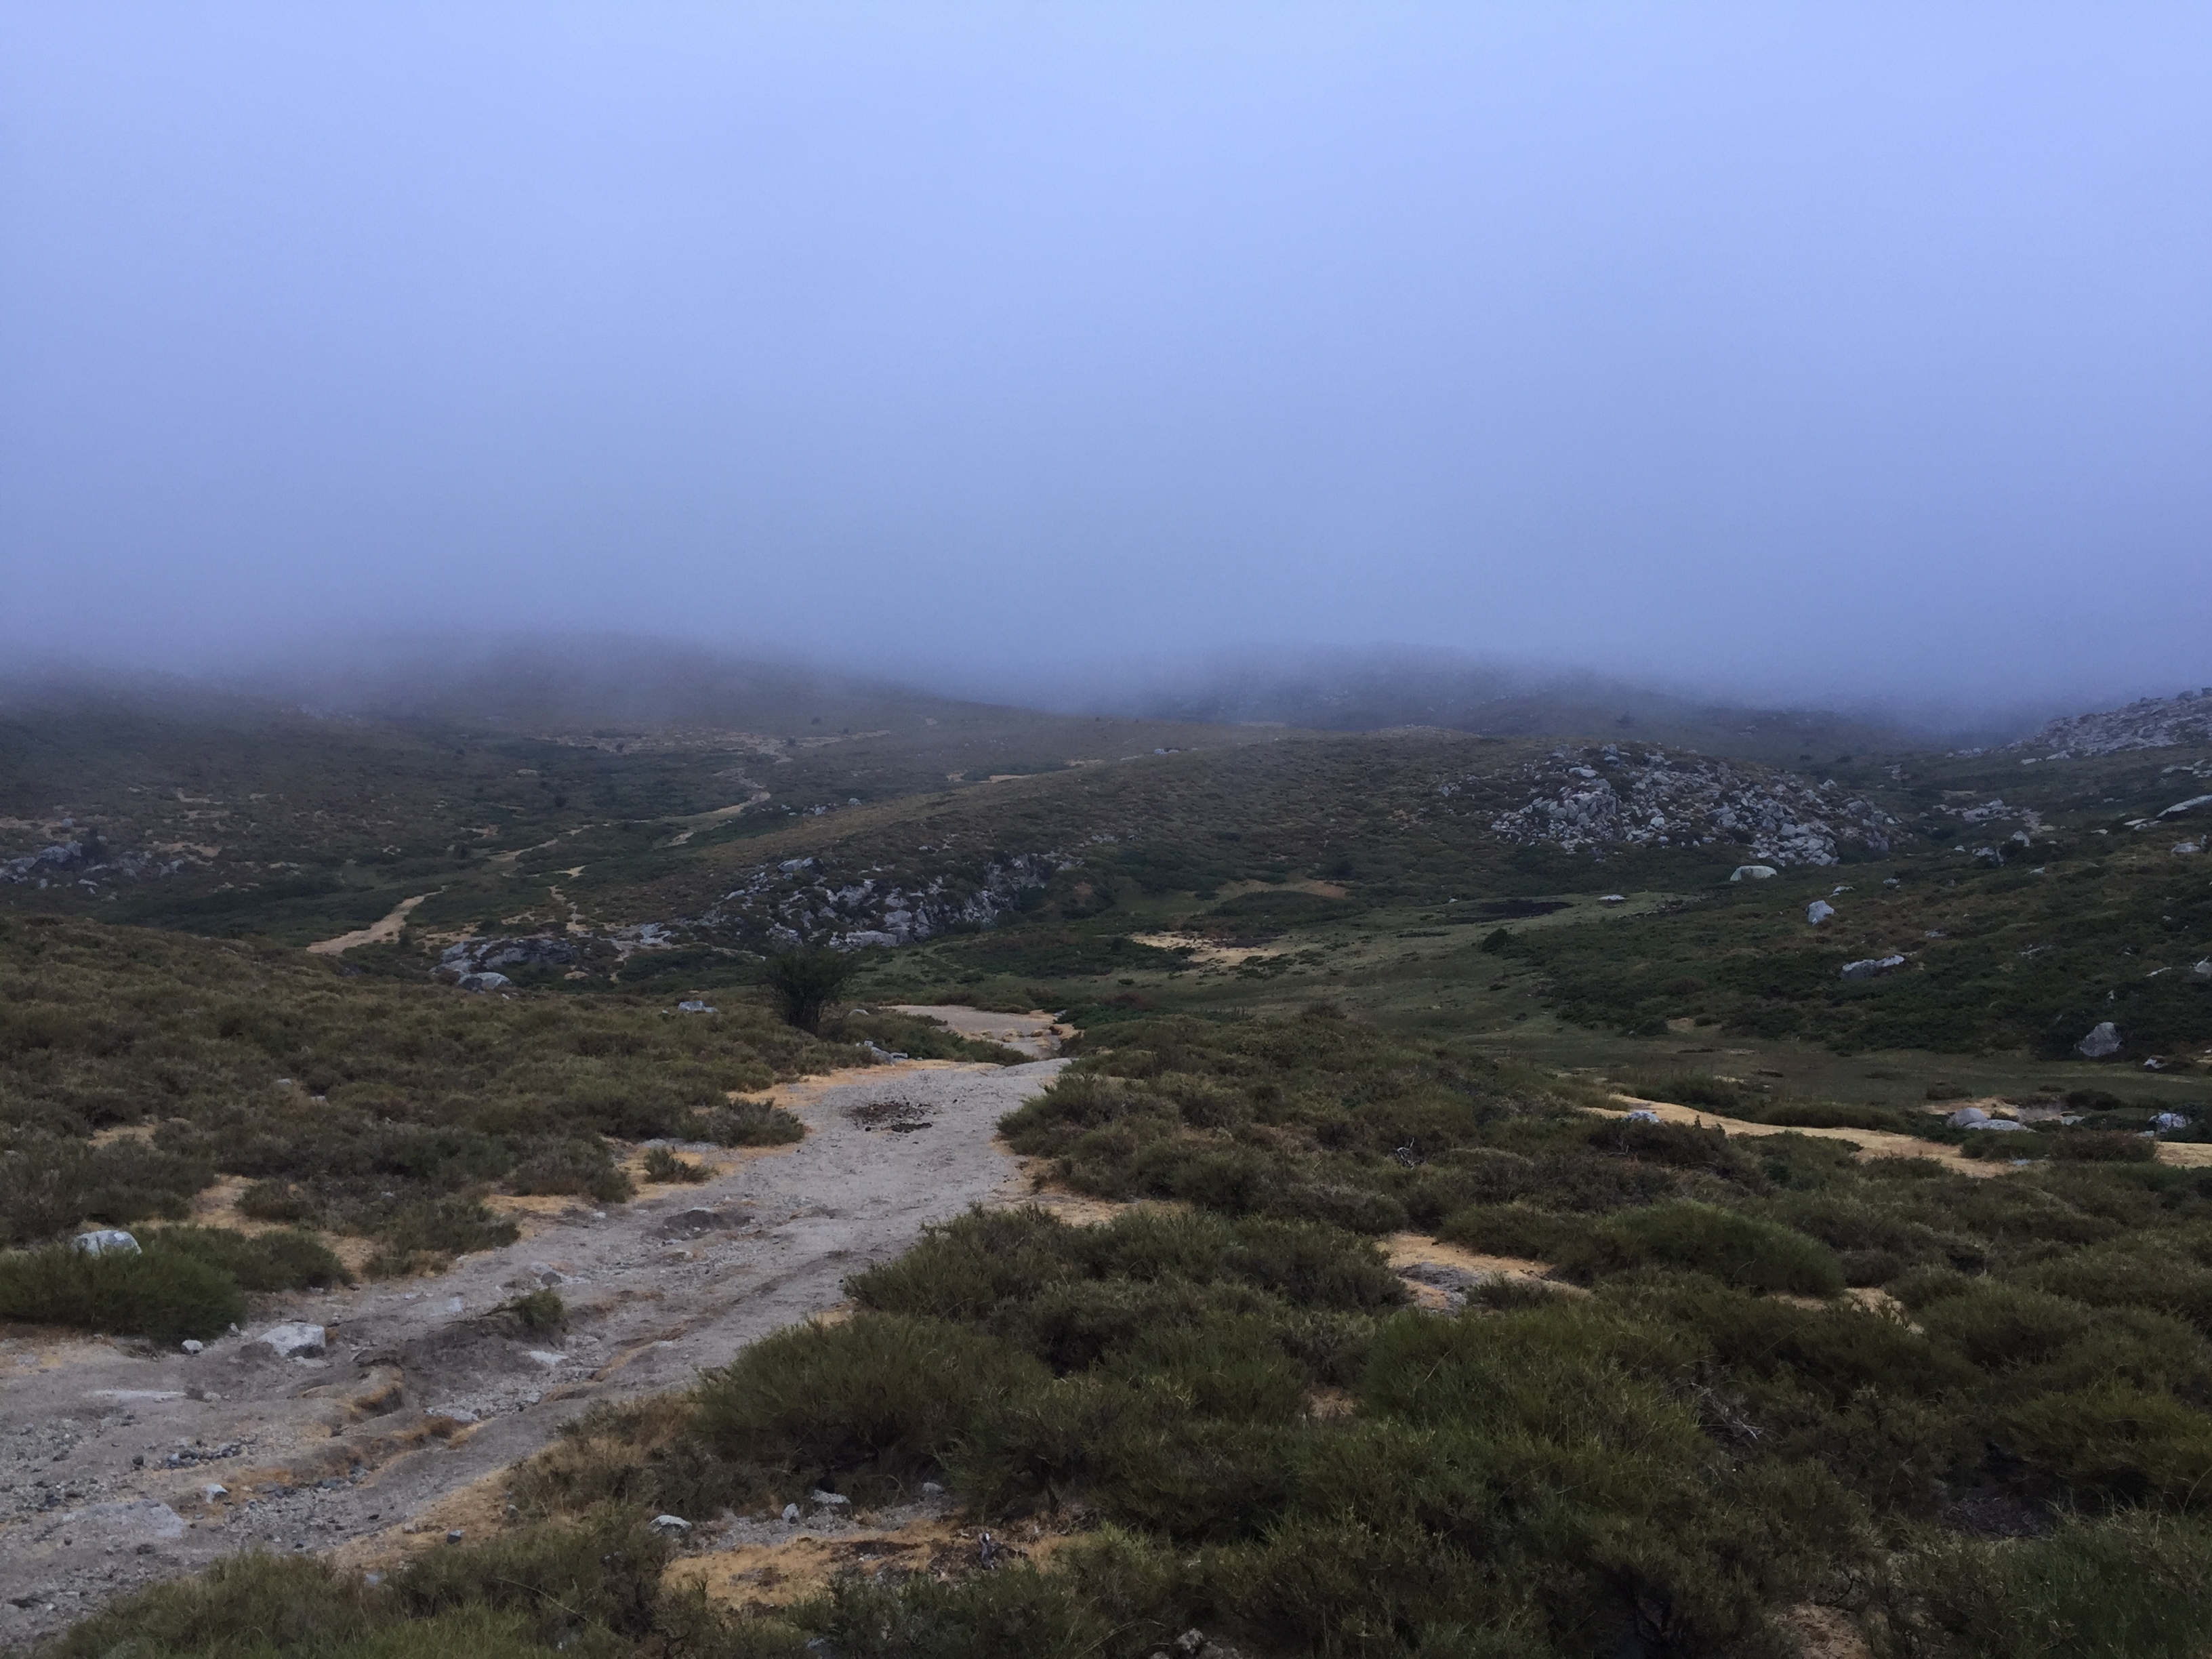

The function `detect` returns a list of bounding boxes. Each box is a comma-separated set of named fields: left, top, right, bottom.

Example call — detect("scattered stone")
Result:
left=1806, top=901, right=1835, bottom=925
left=1625, top=1108, right=1662, bottom=1124
left=1946, top=1107, right=1990, bottom=1128
left=809, top=1489, right=851, bottom=1508
left=70, top=1229, right=139, bottom=1257
left=1839, top=955, right=1906, bottom=980
left=1965, top=1119, right=2026, bottom=1132
left=2076, top=1022, right=2123, bottom=1059
left=1729, top=865, right=1779, bottom=881
left=649, top=1514, right=693, bottom=1537
left=180, top=1339, right=203, bottom=1355
left=454, top=972, right=512, bottom=993
left=2152, top=1112, right=2191, bottom=1132
left=676, top=1000, right=718, bottom=1014
left=252, top=1322, right=327, bottom=1359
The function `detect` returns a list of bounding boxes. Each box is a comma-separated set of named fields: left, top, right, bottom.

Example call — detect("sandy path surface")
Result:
left=886, top=1005, right=1071, bottom=1059
left=0, top=1057, right=1065, bottom=1644
left=1599, top=1095, right=2209, bottom=1175
left=304, top=893, right=436, bottom=956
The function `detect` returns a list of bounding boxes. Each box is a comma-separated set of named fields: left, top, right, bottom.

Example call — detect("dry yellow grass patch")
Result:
left=668, top=1515, right=1075, bottom=1612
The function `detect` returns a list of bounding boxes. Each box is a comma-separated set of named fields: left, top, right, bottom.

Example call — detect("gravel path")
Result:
left=0, top=1054, right=1065, bottom=1646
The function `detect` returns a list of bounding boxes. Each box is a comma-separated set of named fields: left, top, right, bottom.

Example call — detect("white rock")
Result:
left=202, top=1483, right=228, bottom=1502
left=1625, top=1107, right=1662, bottom=1124
left=2194, top=960, right=2212, bottom=981
left=254, top=1322, right=327, bottom=1359
left=1946, top=1107, right=1990, bottom=1128
left=2151, top=1112, right=2190, bottom=1132
left=2076, top=1022, right=2123, bottom=1059
left=809, top=1489, right=851, bottom=1507
left=1729, top=865, right=1778, bottom=882
left=71, top=1229, right=140, bottom=1256
left=649, top=1514, right=693, bottom=1536
left=180, top=1339, right=203, bottom=1355
left=1840, top=955, right=1906, bottom=981
left=455, top=972, right=512, bottom=992
left=525, top=1350, right=569, bottom=1368
left=2159, top=793, right=2212, bottom=817
left=1965, top=1118, right=2026, bottom=1132
left=781, top=1502, right=800, bottom=1522
left=1598, top=894, right=1626, bottom=904
left=1806, top=901, right=1835, bottom=924
left=676, top=1000, right=718, bottom=1014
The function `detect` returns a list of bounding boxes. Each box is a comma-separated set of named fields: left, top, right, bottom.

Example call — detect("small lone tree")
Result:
left=762, top=946, right=856, bottom=1033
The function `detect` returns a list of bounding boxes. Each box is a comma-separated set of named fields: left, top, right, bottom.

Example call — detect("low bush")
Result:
left=1891, top=1509, right=2212, bottom=1657
left=1437, top=1202, right=1583, bottom=1261
left=144, top=1224, right=350, bottom=1290
left=1559, top=1202, right=1845, bottom=1296
left=693, top=1313, right=1046, bottom=1490
left=695, top=1100, right=806, bottom=1147
left=1917, top=1285, right=2095, bottom=1371
left=0, top=1133, right=211, bottom=1246
left=641, top=1145, right=712, bottom=1183
left=0, top=1241, right=243, bottom=1342
left=507, top=1136, right=633, bottom=1203
left=364, top=1197, right=518, bottom=1278
left=504, top=1288, right=565, bottom=1333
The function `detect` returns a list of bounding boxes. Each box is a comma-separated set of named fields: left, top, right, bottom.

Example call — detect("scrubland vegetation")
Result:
left=0, top=915, right=823, bottom=1325
left=9, top=690, right=2212, bottom=1654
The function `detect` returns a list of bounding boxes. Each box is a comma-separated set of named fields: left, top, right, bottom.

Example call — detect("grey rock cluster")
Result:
left=2013, top=688, right=2212, bottom=760
left=2076, top=1022, right=2123, bottom=1059
left=438, top=936, right=583, bottom=977
left=1839, top=955, right=1906, bottom=979
left=1486, top=745, right=1896, bottom=866
left=682, top=848, right=1071, bottom=952
left=0, top=837, right=200, bottom=890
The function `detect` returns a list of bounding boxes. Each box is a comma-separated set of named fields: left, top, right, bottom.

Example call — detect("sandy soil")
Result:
left=0, top=1056, right=1066, bottom=1643
left=304, top=893, right=436, bottom=956
left=884, top=1006, right=1071, bottom=1059
left=1598, top=1094, right=2211, bottom=1175
left=1128, top=933, right=1280, bottom=967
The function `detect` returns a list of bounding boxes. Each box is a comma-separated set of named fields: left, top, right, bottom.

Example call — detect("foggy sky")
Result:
left=4, top=4, right=2207, bottom=718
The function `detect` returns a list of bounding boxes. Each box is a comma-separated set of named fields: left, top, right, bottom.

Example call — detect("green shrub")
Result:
left=697, top=1100, right=806, bottom=1147
left=1438, top=1203, right=1582, bottom=1261
left=1559, top=1202, right=1845, bottom=1296
left=693, top=1313, right=1046, bottom=1488
left=144, top=1224, right=350, bottom=1290
left=1917, top=1285, right=2094, bottom=1371
left=0, top=1133, right=210, bottom=1246
left=762, top=947, right=857, bottom=1033
left=641, top=1145, right=712, bottom=1183
left=798, top=1564, right=1106, bottom=1659
left=508, top=1136, right=633, bottom=1203
left=365, top=1197, right=518, bottom=1277
left=1999, top=1384, right=2212, bottom=1505
left=236, top=1179, right=318, bottom=1224
left=504, top=1288, right=565, bottom=1332
left=0, top=1241, right=244, bottom=1342
left=1891, top=1510, right=2212, bottom=1657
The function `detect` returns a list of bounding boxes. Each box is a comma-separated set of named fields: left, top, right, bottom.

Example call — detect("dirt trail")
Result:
left=305, top=893, right=437, bottom=956
left=886, top=1004, right=1071, bottom=1059
left=0, top=1052, right=1067, bottom=1643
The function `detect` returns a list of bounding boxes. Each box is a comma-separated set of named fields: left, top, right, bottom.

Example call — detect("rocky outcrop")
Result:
left=2014, top=689, right=2212, bottom=759
left=0, top=837, right=201, bottom=890
left=1483, top=745, right=1897, bottom=867
left=691, top=851, right=1071, bottom=950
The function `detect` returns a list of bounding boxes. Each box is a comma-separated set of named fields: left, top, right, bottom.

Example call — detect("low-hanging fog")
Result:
left=3, top=5, right=2207, bottom=729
